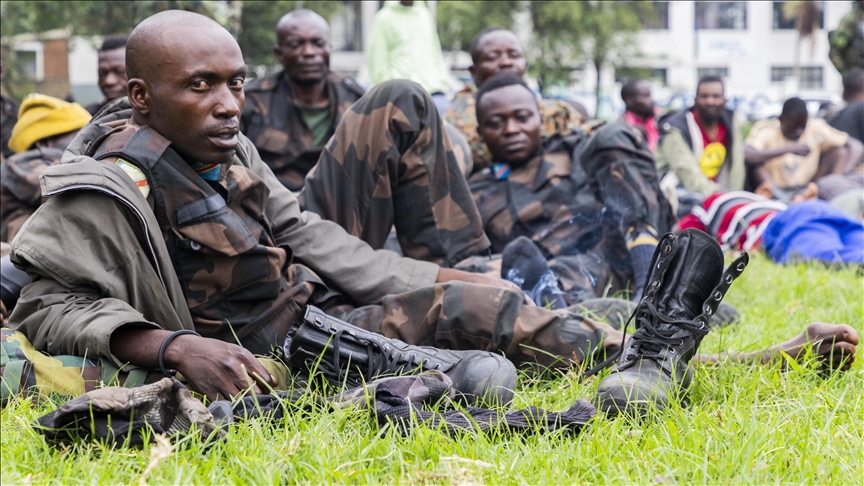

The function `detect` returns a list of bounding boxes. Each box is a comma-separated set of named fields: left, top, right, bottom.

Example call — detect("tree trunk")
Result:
left=594, top=57, right=603, bottom=119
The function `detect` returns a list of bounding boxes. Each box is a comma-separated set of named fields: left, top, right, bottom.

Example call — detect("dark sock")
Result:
left=501, top=236, right=550, bottom=290
left=629, top=243, right=655, bottom=302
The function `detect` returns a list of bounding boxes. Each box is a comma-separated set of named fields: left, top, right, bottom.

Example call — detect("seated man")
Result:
left=745, top=97, right=863, bottom=202
left=6, top=12, right=856, bottom=418
left=444, top=27, right=591, bottom=172
left=467, top=73, right=673, bottom=304
left=240, top=9, right=365, bottom=191
left=619, top=79, right=659, bottom=151
left=655, top=75, right=746, bottom=210
left=84, top=36, right=129, bottom=115
left=1, top=94, right=91, bottom=241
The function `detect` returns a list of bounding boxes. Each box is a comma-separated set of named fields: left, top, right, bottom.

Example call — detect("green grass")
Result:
left=2, top=254, right=862, bottom=484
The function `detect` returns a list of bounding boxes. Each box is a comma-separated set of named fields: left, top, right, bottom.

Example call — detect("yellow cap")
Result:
left=8, top=94, right=92, bottom=153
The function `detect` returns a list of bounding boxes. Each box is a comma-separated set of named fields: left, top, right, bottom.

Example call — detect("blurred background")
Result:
left=0, top=1, right=857, bottom=120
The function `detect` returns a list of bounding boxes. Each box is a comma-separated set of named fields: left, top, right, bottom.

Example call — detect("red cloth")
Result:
left=693, top=109, right=727, bottom=149
left=624, top=110, right=659, bottom=151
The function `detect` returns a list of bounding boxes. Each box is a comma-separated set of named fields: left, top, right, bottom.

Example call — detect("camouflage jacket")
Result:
left=240, top=71, right=365, bottom=191
left=8, top=99, right=439, bottom=362
left=443, top=85, right=587, bottom=172
left=468, top=133, right=599, bottom=257
left=1, top=95, right=19, bottom=159
left=0, top=147, right=63, bottom=242
left=828, top=7, right=864, bottom=75
left=469, top=123, right=673, bottom=259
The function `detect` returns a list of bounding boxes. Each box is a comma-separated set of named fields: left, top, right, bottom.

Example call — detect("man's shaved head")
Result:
left=127, top=10, right=228, bottom=83
left=274, top=9, right=331, bottom=85
left=276, top=9, right=329, bottom=41
left=125, top=10, right=246, bottom=165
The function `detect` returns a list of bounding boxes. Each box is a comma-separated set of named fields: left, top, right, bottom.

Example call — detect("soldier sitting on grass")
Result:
left=239, top=9, right=365, bottom=192
left=2, top=12, right=857, bottom=419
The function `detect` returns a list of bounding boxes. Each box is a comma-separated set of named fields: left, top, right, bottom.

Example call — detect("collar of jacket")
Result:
left=658, top=107, right=735, bottom=149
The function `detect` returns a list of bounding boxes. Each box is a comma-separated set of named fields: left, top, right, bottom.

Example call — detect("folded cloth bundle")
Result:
left=34, top=377, right=224, bottom=447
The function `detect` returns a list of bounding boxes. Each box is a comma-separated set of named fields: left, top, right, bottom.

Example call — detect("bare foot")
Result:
left=791, top=182, right=819, bottom=203
left=769, top=322, right=858, bottom=371
left=755, top=182, right=773, bottom=200
left=699, top=323, right=858, bottom=371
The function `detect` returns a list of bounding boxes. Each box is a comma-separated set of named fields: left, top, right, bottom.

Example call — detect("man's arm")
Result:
left=655, top=130, right=721, bottom=196
left=744, top=143, right=810, bottom=165
left=110, top=327, right=276, bottom=400
left=842, top=135, right=863, bottom=172
left=10, top=183, right=275, bottom=401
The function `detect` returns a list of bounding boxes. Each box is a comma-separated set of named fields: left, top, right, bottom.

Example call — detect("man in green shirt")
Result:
left=366, top=1, right=452, bottom=113
left=241, top=9, right=365, bottom=191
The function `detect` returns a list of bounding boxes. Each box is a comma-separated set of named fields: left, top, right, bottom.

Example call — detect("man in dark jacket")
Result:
left=240, top=9, right=365, bottom=191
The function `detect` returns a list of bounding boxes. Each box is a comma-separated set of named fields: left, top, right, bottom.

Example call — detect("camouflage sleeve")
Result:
left=238, top=135, right=441, bottom=304
left=655, top=130, right=721, bottom=196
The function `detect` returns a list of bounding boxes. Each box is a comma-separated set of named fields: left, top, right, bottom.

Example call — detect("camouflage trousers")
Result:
left=1, top=294, right=632, bottom=404
left=300, top=80, right=490, bottom=268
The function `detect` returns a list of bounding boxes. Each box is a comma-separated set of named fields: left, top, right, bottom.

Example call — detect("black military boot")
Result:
left=284, top=306, right=518, bottom=406
left=595, top=228, right=748, bottom=416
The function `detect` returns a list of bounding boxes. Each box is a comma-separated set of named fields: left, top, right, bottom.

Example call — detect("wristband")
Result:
left=158, top=330, right=201, bottom=377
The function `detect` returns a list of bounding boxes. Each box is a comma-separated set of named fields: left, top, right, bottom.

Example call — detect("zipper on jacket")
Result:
left=42, top=184, right=167, bottom=291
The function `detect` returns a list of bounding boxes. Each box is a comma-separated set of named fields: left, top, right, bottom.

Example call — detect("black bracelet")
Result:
left=158, top=330, right=201, bottom=377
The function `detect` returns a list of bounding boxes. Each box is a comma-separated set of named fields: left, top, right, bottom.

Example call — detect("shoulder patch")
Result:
left=116, top=158, right=150, bottom=199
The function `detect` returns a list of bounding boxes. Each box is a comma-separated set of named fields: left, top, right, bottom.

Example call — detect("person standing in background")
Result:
left=366, top=1, right=452, bottom=113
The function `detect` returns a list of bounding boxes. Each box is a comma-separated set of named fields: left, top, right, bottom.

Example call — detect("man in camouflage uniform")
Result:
left=444, top=28, right=596, bottom=173
left=299, top=78, right=491, bottom=268
left=467, top=74, right=674, bottom=305
left=0, top=61, right=18, bottom=161
left=240, top=9, right=365, bottom=192
left=828, top=1, right=864, bottom=76
left=1, top=94, right=91, bottom=242
left=7, top=12, right=636, bottom=403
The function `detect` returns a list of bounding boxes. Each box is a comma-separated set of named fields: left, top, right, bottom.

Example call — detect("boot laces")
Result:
left=627, top=301, right=710, bottom=361
left=325, top=330, right=431, bottom=384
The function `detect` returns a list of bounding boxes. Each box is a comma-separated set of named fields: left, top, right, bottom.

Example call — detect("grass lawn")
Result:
left=2, top=254, right=862, bottom=484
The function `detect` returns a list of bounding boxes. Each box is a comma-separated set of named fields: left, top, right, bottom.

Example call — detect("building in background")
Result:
left=1, top=1, right=852, bottom=119
left=598, top=1, right=853, bottom=119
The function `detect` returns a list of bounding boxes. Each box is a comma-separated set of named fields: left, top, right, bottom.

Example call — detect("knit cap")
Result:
left=8, top=94, right=91, bottom=153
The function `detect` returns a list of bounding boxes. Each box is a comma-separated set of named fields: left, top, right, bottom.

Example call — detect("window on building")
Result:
left=640, top=2, right=670, bottom=30
left=697, top=67, right=729, bottom=79
left=771, top=66, right=823, bottom=89
left=695, top=2, right=747, bottom=30
left=772, top=1, right=824, bottom=30
left=615, top=67, right=668, bottom=85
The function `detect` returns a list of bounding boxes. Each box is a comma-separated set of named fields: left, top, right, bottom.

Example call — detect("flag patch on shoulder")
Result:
left=116, top=158, right=150, bottom=199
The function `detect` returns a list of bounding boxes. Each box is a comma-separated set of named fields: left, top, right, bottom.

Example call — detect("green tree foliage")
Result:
left=0, top=1, right=214, bottom=38
left=436, top=1, right=518, bottom=53
left=237, top=1, right=343, bottom=69
left=0, top=0, right=342, bottom=98
left=436, top=1, right=650, bottom=107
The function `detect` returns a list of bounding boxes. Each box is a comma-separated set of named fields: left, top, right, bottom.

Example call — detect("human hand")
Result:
left=165, top=335, right=277, bottom=401
left=788, top=143, right=811, bottom=156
